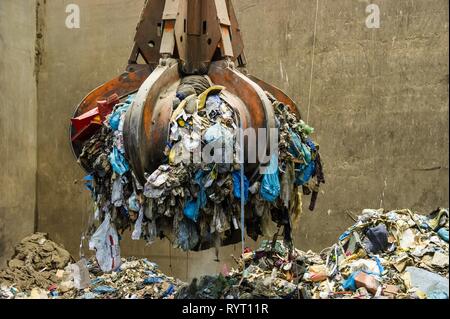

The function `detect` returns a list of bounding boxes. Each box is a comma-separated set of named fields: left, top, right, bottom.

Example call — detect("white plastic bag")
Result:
left=132, top=206, right=144, bottom=240
left=69, top=259, right=91, bottom=289
left=89, top=213, right=121, bottom=272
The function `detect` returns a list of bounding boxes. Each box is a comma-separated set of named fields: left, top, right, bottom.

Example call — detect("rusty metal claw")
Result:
left=70, top=0, right=302, bottom=185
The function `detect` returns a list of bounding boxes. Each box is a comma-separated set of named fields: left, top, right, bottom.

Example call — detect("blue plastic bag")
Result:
left=339, top=230, right=352, bottom=241
left=296, top=161, right=316, bottom=186
left=127, top=192, right=141, bottom=212
left=83, top=175, right=95, bottom=194
left=125, top=94, right=136, bottom=105
left=194, top=170, right=207, bottom=209
left=232, top=171, right=249, bottom=203
left=437, top=228, right=449, bottom=242
left=428, top=291, right=449, bottom=299
left=144, top=277, right=163, bottom=285
left=289, top=131, right=315, bottom=185
left=373, top=256, right=385, bottom=275
left=93, top=286, right=116, bottom=294
left=260, top=155, right=281, bottom=202
left=109, top=147, right=129, bottom=175
left=306, top=137, right=317, bottom=152
left=183, top=170, right=210, bottom=222
left=342, top=272, right=360, bottom=291
left=289, top=131, right=311, bottom=163
left=162, top=284, right=175, bottom=298
left=184, top=200, right=200, bottom=222
left=109, top=104, right=129, bottom=131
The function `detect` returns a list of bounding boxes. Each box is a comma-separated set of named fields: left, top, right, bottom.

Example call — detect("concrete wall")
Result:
left=2, top=0, right=447, bottom=279
left=234, top=0, right=449, bottom=251
left=0, top=0, right=38, bottom=267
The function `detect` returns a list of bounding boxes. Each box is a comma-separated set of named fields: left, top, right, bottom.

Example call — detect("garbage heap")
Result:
left=300, top=208, right=449, bottom=299
left=176, top=208, right=449, bottom=299
left=59, top=257, right=184, bottom=300
left=176, top=239, right=315, bottom=299
left=0, top=233, right=73, bottom=298
left=77, top=75, right=324, bottom=272
left=0, top=234, right=183, bottom=299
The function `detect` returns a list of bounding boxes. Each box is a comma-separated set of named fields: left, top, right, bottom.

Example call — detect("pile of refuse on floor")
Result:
left=59, top=257, right=184, bottom=299
left=176, top=208, right=449, bottom=299
left=0, top=233, right=183, bottom=299
left=76, top=75, right=324, bottom=273
left=1, top=208, right=447, bottom=299
left=0, top=233, right=73, bottom=297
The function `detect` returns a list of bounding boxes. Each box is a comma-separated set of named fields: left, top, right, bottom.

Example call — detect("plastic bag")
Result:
left=109, top=104, right=130, bottom=131
left=295, top=160, right=316, bottom=186
left=406, top=267, right=449, bottom=297
left=363, top=224, right=389, bottom=254
left=204, top=123, right=233, bottom=145
left=109, top=147, right=129, bottom=175
left=132, top=206, right=144, bottom=240
left=232, top=171, right=249, bottom=203
left=342, top=272, right=359, bottom=291
left=289, top=131, right=315, bottom=185
left=127, top=192, right=141, bottom=212
left=260, top=155, right=281, bottom=202
left=175, top=218, right=199, bottom=251
left=211, top=206, right=231, bottom=234
left=183, top=170, right=208, bottom=222
left=147, top=219, right=157, bottom=244
left=111, top=176, right=125, bottom=207
left=184, top=200, right=200, bottom=222
left=68, top=259, right=91, bottom=289
left=205, top=94, right=222, bottom=119
left=89, top=213, right=122, bottom=272
left=289, top=131, right=311, bottom=163
left=437, top=228, right=449, bottom=242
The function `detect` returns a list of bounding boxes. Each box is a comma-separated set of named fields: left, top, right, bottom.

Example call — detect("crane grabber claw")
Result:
left=70, top=0, right=300, bottom=185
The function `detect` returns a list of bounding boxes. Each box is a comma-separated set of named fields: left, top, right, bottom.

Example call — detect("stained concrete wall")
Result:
left=0, top=0, right=38, bottom=267
left=234, top=0, right=449, bottom=250
left=16, top=0, right=449, bottom=280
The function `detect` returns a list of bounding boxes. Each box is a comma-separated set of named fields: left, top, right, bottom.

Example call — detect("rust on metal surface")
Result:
left=128, top=0, right=167, bottom=65
left=71, top=0, right=302, bottom=189
left=70, top=64, right=152, bottom=160
left=123, top=61, right=181, bottom=184
left=247, top=74, right=301, bottom=118
left=74, top=65, right=152, bottom=117
left=209, top=61, right=276, bottom=178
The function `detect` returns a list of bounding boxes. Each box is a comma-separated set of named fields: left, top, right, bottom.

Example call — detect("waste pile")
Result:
left=60, top=257, right=184, bottom=299
left=0, top=233, right=73, bottom=297
left=300, top=208, right=449, bottom=299
left=0, top=233, right=183, bottom=299
left=176, top=208, right=449, bottom=299
left=77, top=75, right=324, bottom=272
left=176, top=240, right=313, bottom=299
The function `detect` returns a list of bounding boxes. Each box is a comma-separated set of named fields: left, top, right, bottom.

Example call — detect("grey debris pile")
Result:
left=177, top=208, right=449, bottom=300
